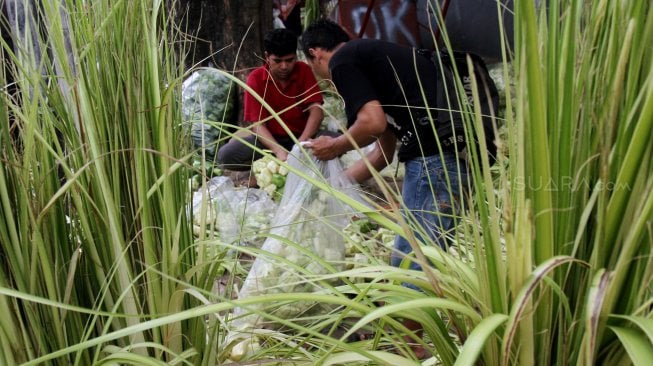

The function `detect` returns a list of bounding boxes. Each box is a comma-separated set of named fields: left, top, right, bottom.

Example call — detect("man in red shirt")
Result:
left=217, top=28, right=324, bottom=169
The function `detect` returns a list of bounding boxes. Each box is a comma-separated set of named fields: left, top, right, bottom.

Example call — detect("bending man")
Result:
left=301, top=18, right=474, bottom=358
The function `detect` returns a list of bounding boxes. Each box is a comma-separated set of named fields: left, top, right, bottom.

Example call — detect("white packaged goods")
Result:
left=182, top=68, right=236, bottom=157
left=232, top=145, right=366, bottom=330
left=191, top=176, right=277, bottom=250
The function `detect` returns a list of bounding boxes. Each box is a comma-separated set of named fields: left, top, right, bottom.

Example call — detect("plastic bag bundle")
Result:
left=191, top=177, right=277, bottom=248
left=232, top=145, right=366, bottom=329
left=181, top=68, right=236, bottom=157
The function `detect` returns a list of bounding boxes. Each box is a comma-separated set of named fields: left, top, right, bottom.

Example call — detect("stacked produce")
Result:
left=189, top=157, right=223, bottom=191
left=251, top=155, right=288, bottom=200
left=191, top=177, right=277, bottom=258
left=231, top=145, right=364, bottom=331
left=319, top=87, right=347, bottom=133
left=342, top=218, right=395, bottom=272
left=182, top=68, right=236, bottom=158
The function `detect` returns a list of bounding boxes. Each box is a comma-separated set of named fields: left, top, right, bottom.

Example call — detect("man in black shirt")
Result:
left=301, top=18, right=468, bottom=264
left=301, top=19, right=470, bottom=358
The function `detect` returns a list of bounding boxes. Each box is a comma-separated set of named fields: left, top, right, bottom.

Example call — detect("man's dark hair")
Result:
left=264, top=28, right=298, bottom=56
left=300, top=19, right=351, bottom=60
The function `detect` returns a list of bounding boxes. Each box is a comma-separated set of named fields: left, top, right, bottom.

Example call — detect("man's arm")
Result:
left=252, top=123, right=288, bottom=161
left=308, top=100, right=386, bottom=160
left=345, top=129, right=396, bottom=183
left=297, top=103, right=323, bottom=141
left=243, top=69, right=290, bottom=160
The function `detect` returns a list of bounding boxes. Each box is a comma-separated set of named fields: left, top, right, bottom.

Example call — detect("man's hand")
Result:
left=306, top=100, right=386, bottom=161
left=306, top=135, right=341, bottom=160
left=251, top=123, right=289, bottom=161
left=274, top=149, right=288, bottom=162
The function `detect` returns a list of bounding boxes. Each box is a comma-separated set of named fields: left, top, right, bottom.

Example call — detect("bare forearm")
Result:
left=346, top=130, right=396, bottom=183
left=252, top=124, right=285, bottom=156
left=344, top=100, right=387, bottom=150
left=332, top=119, right=380, bottom=153
left=298, top=104, right=323, bottom=141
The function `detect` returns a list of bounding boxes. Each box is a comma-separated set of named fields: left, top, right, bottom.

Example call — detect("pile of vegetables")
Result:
left=342, top=218, right=395, bottom=271
left=189, top=156, right=223, bottom=191
left=182, top=68, right=236, bottom=157
left=226, top=218, right=395, bottom=362
left=233, top=185, right=347, bottom=328
left=319, top=86, right=347, bottom=133
left=231, top=146, right=359, bottom=331
left=252, top=155, right=288, bottom=200
left=226, top=218, right=396, bottom=362
left=190, top=177, right=277, bottom=255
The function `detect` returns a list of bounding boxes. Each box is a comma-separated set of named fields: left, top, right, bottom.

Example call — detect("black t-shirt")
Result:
left=329, top=39, right=444, bottom=161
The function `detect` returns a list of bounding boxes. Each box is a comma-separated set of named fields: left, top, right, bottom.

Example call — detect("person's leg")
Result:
left=391, top=152, right=468, bottom=270
left=390, top=152, right=468, bottom=359
left=404, top=318, right=428, bottom=359
left=216, top=134, right=263, bottom=171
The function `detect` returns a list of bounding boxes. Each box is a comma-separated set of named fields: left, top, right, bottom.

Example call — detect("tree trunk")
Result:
left=171, top=0, right=272, bottom=78
left=170, top=1, right=272, bottom=121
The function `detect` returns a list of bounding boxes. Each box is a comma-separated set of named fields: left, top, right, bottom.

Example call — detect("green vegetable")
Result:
left=191, top=180, right=277, bottom=250
left=352, top=218, right=376, bottom=234
left=252, top=155, right=289, bottom=201
left=182, top=68, right=236, bottom=157
left=182, top=68, right=235, bottom=123
left=232, top=145, right=360, bottom=331
left=234, top=183, right=346, bottom=328
left=271, top=173, right=286, bottom=188
left=342, top=220, right=394, bottom=270
left=229, top=337, right=260, bottom=361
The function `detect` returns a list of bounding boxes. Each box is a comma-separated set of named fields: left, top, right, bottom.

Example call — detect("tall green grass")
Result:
left=504, top=0, right=653, bottom=363
left=288, top=0, right=653, bottom=364
left=0, top=1, right=207, bottom=364
left=413, top=0, right=653, bottom=364
left=1, top=0, right=651, bottom=365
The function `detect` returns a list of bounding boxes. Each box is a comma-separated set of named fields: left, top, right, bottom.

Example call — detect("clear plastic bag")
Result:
left=191, top=176, right=277, bottom=247
left=181, top=68, right=236, bottom=157
left=232, top=145, right=366, bottom=329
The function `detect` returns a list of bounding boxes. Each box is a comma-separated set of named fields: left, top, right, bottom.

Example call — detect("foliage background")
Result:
left=0, top=0, right=652, bottom=365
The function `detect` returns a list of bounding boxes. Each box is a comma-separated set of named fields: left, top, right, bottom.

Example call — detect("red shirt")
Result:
left=243, top=61, right=323, bottom=138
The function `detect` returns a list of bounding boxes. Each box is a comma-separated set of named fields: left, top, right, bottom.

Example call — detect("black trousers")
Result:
left=216, top=130, right=340, bottom=171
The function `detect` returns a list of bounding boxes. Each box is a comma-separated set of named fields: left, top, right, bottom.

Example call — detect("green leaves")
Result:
left=433, top=0, right=653, bottom=364
left=0, top=0, right=202, bottom=362
left=1, top=0, right=651, bottom=364
left=455, top=314, right=509, bottom=366
left=609, top=315, right=653, bottom=366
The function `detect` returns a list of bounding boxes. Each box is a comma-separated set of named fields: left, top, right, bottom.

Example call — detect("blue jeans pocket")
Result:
left=391, top=153, right=468, bottom=270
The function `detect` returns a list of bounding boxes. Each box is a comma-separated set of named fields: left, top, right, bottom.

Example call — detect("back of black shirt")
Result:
left=329, top=39, right=444, bottom=161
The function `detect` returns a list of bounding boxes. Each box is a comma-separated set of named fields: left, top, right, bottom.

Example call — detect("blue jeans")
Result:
left=390, top=152, right=469, bottom=271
